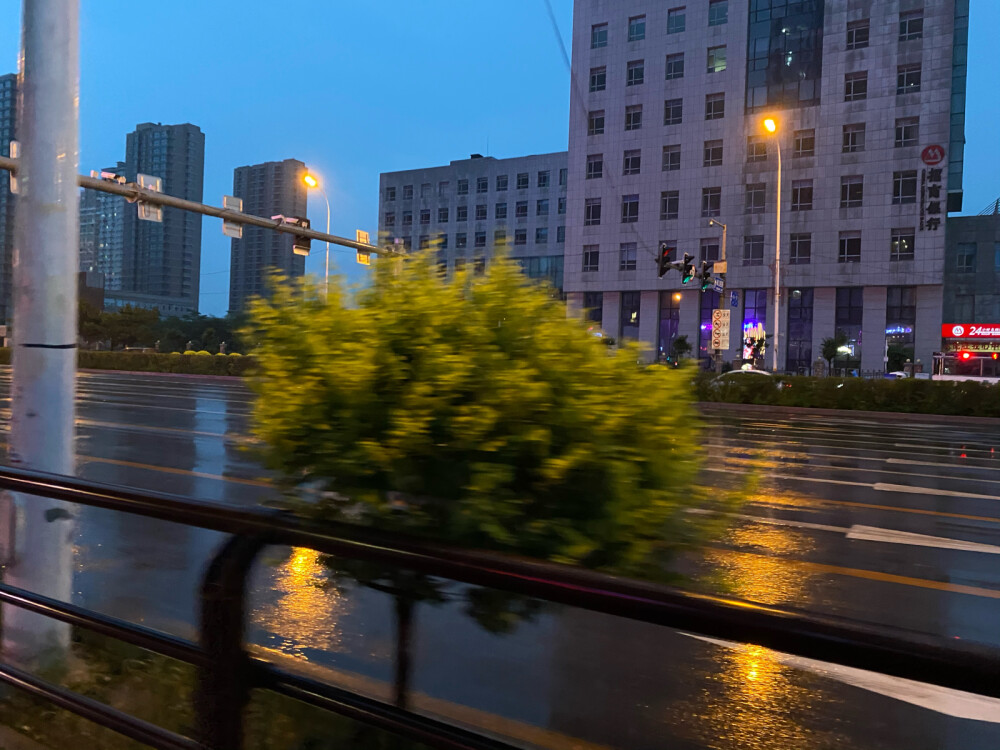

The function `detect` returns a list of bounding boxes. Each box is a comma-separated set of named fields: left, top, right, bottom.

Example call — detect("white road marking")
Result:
left=683, top=634, right=1000, bottom=724
left=846, top=525, right=1000, bottom=554
left=686, top=508, right=848, bottom=534
left=874, top=483, right=1000, bottom=501
left=887, top=457, right=999, bottom=472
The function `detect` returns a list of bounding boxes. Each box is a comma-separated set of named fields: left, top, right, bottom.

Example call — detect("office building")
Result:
left=79, top=162, right=128, bottom=293
left=378, top=153, right=569, bottom=293
left=120, top=122, right=205, bottom=315
left=228, top=159, right=308, bottom=314
left=0, top=73, right=16, bottom=325
left=564, top=0, right=969, bottom=371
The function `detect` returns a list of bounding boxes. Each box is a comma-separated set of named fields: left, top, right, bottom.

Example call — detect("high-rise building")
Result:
left=94, top=162, right=127, bottom=292
left=378, top=153, right=569, bottom=292
left=0, top=73, right=17, bottom=324
left=228, top=159, right=308, bottom=314
left=564, top=0, right=969, bottom=371
left=79, top=187, right=99, bottom=274
left=118, top=122, right=205, bottom=315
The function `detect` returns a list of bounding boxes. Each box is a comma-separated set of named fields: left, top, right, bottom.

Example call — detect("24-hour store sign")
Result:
left=942, top=324, right=1000, bottom=338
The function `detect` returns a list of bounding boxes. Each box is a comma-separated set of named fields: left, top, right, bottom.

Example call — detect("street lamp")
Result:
left=763, top=117, right=782, bottom=373
left=303, top=171, right=331, bottom=300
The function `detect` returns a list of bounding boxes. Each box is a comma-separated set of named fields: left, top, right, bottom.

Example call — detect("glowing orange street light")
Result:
left=303, top=172, right=331, bottom=299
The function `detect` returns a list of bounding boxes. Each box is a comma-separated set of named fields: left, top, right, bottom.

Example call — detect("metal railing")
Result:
left=0, top=465, right=998, bottom=749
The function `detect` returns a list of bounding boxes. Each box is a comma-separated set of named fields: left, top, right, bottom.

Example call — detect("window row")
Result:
left=385, top=198, right=567, bottom=226
left=579, top=229, right=917, bottom=274
left=845, top=10, right=924, bottom=50
left=844, top=64, right=922, bottom=101
left=384, top=169, right=567, bottom=201
left=396, top=227, right=567, bottom=251
left=590, top=2, right=729, bottom=49
left=588, top=46, right=726, bottom=92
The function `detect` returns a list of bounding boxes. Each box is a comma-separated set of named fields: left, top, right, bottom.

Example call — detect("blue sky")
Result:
left=1, top=1, right=997, bottom=315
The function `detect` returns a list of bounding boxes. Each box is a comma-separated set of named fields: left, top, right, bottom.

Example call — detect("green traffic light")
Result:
left=682, top=272, right=694, bottom=284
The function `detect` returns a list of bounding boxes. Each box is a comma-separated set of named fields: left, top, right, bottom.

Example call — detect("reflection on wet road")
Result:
left=3, top=371, right=1000, bottom=748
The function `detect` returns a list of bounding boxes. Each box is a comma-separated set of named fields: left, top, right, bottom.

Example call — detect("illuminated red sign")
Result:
left=922, top=145, right=945, bottom=165
left=942, top=324, right=1000, bottom=339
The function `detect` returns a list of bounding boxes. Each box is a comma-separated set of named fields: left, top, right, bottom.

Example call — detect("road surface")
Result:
left=2, top=370, right=999, bottom=749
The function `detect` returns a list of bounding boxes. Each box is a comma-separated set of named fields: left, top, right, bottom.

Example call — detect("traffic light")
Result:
left=696, top=261, right=714, bottom=292
left=959, top=351, right=973, bottom=361
left=657, top=244, right=673, bottom=278
left=292, top=217, right=311, bottom=257
left=678, top=253, right=695, bottom=284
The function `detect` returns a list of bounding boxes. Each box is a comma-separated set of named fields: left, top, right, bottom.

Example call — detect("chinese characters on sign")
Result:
left=942, top=324, right=1000, bottom=338
left=944, top=342, right=1000, bottom=353
left=920, top=167, right=943, bottom=232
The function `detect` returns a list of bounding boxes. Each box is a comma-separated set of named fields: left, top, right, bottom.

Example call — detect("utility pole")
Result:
left=708, top=219, right=727, bottom=373
left=4, top=0, right=79, bottom=660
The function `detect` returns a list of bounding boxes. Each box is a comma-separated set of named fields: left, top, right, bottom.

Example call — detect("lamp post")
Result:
left=303, top=173, right=331, bottom=299
left=707, top=219, right=727, bottom=373
left=763, top=117, right=782, bottom=373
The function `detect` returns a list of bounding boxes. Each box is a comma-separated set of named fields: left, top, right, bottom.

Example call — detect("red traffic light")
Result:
left=959, top=351, right=972, bottom=361
left=993, top=353, right=999, bottom=361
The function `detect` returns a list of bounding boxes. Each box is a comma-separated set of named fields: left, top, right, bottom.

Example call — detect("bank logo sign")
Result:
left=943, top=324, right=1000, bottom=339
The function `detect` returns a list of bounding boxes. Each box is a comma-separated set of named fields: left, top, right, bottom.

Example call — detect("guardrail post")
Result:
left=196, top=533, right=268, bottom=750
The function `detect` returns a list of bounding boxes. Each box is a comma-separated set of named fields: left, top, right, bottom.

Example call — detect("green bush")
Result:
left=697, top=373, right=1000, bottom=418
left=0, top=348, right=255, bottom=376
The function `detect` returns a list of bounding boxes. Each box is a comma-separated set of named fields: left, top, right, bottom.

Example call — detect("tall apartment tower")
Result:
left=378, top=153, right=569, bottom=292
left=228, top=159, right=307, bottom=314
left=565, top=1, right=969, bottom=371
left=0, top=73, right=17, bottom=324
left=119, top=122, right=205, bottom=315
left=94, top=162, right=127, bottom=291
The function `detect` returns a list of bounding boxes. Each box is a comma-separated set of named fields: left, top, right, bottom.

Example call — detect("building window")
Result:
left=419, top=234, right=431, bottom=250
left=709, top=0, right=728, bottom=26
left=897, top=64, right=921, bottom=95
left=457, top=205, right=469, bottom=222
left=791, top=179, right=813, bottom=211
left=793, top=129, right=815, bottom=157
left=892, top=171, right=917, bottom=204
left=664, top=98, right=683, bottom=125
left=626, top=60, right=645, bottom=86
left=494, top=229, right=507, bottom=246
left=702, top=187, right=721, bottom=218
left=661, top=190, right=679, bottom=220
left=584, top=198, right=602, bottom=226
left=899, top=10, right=923, bottom=41
left=628, top=15, right=646, bottom=42
left=847, top=19, right=870, bottom=49
left=621, top=194, right=639, bottom=224
left=790, top=233, right=811, bottom=264
left=891, top=229, right=915, bottom=261
left=456, top=232, right=467, bottom=249
left=496, top=175, right=508, bottom=191
left=402, top=210, right=413, bottom=227
left=705, top=93, right=725, bottom=120
left=787, top=288, right=814, bottom=373
left=700, top=238, right=720, bottom=263
left=402, top=185, right=414, bottom=200
left=536, top=198, right=549, bottom=216
left=839, top=231, right=862, bottom=263
left=591, top=22, right=608, bottom=49
left=517, top=173, right=529, bottom=190
left=583, top=245, right=600, bottom=273
left=438, top=207, right=449, bottom=223
left=845, top=71, right=868, bottom=101
left=385, top=186, right=396, bottom=201
left=956, top=242, right=977, bottom=272
left=621, top=291, right=641, bottom=340
left=742, top=290, right=768, bottom=362
left=584, top=291, right=603, bottom=325
left=559, top=168, right=568, bottom=187
left=836, top=287, right=864, bottom=367
left=586, top=154, right=602, bottom=179
left=475, top=204, right=487, bottom=221
left=662, top=144, right=681, bottom=171
left=707, top=45, right=727, bottom=73
left=515, top=201, right=527, bottom=219
left=843, top=123, right=866, bottom=153
left=747, top=136, right=767, bottom=162
left=457, top=180, right=469, bottom=196
left=476, top=177, right=488, bottom=194
left=558, top=196, right=566, bottom=215
left=619, top=243, right=638, bottom=271
left=745, top=183, right=766, bottom=214
left=384, top=212, right=396, bottom=226
left=886, top=286, right=916, bottom=356
left=475, top=231, right=486, bottom=248
left=623, top=149, right=642, bottom=175
left=538, top=170, right=551, bottom=188
left=495, top=203, right=507, bottom=220
left=438, top=233, right=448, bottom=250
left=557, top=226, right=566, bottom=244
left=514, top=229, right=526, bottom=246
left=625, top=104, right=643, bottom=131
left=588, top=110, right=605, bottom=136
left=743, top=235, right=764, bottom=266
left=704, top=140, right=723, bottom=167
left=535, top=227, right=548, bottom=245
left=665, top=53, right=685, bottom=80
left=895, top=117, right=919, bottom=147
left=589, top=66, right=607, bottom=92
left=668, top=7, right=686, bottom=34
left=659, top=291, right=681, bottom=360
left=841, top=176, right=864, bottom=208
left=438, top=181, right=450, bottom=196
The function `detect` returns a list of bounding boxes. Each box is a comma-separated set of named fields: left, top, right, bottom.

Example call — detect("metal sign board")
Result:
left=730, top=290, right=739, bottom=308
left=137, top=173, right=163, bottom=222
left=222, top=195, right=243, bottom=239
left=356, top=229, right=370, bottom=245
left=8, top=141, right=18, bottom=194
left=711, top=309, right=731, bottom=351
left=942, top=324, right=1000, bottom=339
left=356, top=251, right=371, bottom=266
left=712, top=277, right=725, bottom=293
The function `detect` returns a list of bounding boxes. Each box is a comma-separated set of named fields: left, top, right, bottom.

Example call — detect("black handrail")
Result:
left=0, top=465, right=997, bottom=750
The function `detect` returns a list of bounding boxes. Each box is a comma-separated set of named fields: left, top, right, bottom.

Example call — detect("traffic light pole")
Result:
left=709, top=220, right=728, bottom=374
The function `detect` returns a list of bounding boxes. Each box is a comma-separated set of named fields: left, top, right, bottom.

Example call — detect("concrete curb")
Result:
left=697, top=401, right=1000, bottom=427
left=78, top=368, right=244, bottom=382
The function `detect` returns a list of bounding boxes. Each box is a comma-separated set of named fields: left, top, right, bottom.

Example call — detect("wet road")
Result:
left=3, top=370, right=1000, bottom=749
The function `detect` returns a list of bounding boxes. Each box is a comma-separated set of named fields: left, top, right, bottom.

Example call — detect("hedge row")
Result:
left=696, top=374, right=1000, bottom=418
left=0, top=349, right=255, bottom=376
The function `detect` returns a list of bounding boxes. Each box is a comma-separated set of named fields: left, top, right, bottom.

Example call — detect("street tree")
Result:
left=246, top=251, right=733, bottom=708
left=821, top=332, right=849, bottom=376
